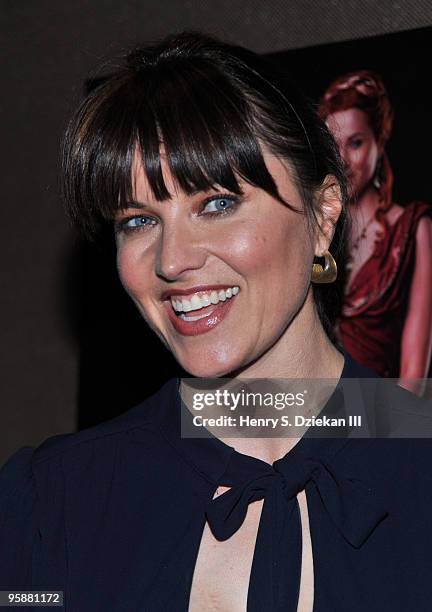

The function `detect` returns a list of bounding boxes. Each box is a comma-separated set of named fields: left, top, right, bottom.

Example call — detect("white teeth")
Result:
left=180, top=311, right=212, bottom=322
left=190, top=294, right=202, bottom=310
left=169, top=285, right=240, bottom=314
left=182, top=299, right=192, bottom=312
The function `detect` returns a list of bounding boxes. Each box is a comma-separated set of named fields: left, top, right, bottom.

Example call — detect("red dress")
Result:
left=338, top=201, right=432, bottom=377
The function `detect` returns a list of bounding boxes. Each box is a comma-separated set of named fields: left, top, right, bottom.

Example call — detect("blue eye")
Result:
left=115, top=215, right=156, bottom=234
left=202, top=195, right=238, bottom=214
left=126, top=216, right=155, bottom=228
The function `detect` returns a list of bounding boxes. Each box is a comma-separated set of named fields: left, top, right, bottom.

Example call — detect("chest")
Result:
left=188, top=488, right=314, bottom=612
left=345, top=205, right=405, bottom=294
left=345, top=217, right=383, bottom=293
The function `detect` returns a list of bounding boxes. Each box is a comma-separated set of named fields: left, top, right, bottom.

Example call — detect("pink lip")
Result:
left=161, top=284, right=236, bottom=300
left=163, top=295, right=237, bottom=336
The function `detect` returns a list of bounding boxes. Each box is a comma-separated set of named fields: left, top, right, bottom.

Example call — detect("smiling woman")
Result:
left=2, top=31, right=432, bottom=612
left=113, top=146, right=339, bottom=377
left=63, top=33, right=348, bottom=357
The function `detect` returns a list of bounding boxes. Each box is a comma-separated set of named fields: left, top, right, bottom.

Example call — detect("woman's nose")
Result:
left=155, top=223, right=207, bottom=281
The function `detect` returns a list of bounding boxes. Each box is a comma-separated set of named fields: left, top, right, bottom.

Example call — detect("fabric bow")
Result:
left=205, top=454, right=388, bottom=549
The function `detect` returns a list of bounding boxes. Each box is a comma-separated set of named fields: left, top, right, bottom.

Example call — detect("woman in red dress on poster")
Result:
left=319, top=71, right=432, bottom=395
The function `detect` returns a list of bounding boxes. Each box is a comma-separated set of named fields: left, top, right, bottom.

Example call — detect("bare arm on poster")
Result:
left=399, top=216, right=432, bottom=395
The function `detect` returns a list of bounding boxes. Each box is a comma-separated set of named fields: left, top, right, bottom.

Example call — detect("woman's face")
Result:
left=326, top=108, right=380, bottom=202
left=114, top=150, right=316, bottom=377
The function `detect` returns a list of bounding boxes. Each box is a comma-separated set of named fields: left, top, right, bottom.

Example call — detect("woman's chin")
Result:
left=177, top=351, right=245, bottom=379
left=181, top=362, right=234, bottom=379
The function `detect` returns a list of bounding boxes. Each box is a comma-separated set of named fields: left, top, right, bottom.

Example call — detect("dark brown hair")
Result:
left=62, top=31, right=348, bottom=337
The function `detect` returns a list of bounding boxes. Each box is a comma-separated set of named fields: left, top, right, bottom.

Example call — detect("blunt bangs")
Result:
left=62, top=57, right=296, bottom=240
left=62, top=32, right=349, bottom=338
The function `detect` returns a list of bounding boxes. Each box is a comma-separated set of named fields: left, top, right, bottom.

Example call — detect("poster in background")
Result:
left=268, top=26, right=432, bottom=393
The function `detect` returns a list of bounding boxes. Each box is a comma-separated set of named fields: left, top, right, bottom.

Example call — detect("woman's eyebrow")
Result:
left=124, top=199, right=149, bottom=210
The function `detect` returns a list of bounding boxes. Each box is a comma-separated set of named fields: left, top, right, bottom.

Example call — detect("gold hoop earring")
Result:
left=311, top=250, right=337, bottom=283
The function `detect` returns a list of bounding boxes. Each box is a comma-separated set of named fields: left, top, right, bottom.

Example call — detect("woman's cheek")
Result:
left=215, top=223, right=264, bottom=269
left=360, top=142, right=378, bottom=180
left=222, top=213, right=293, bottom=262
left=365, top=151, right=378, bottom=182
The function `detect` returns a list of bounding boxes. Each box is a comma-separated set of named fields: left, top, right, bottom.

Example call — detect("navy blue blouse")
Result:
left=1, top=351, right=432, bottom=611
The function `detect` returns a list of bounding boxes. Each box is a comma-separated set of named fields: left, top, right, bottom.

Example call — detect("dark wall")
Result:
left=2, top=1, right=432, bottom=463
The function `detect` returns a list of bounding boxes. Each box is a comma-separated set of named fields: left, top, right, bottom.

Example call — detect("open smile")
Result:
left=162, top=285, right=240, bottom=336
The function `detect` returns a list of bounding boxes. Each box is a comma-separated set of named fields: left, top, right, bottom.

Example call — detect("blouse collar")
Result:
left=153, top=349, right=376, bottom=487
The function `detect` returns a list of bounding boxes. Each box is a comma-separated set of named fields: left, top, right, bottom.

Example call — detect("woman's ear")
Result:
left=313, top=175, right=343, bottom=255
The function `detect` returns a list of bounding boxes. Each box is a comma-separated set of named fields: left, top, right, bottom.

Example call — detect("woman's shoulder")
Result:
left=0, top=378, right=180, bottom=586
left=351, top=361, right=432, bottom=437
left=377, top=379, right=432, bottom=438
left=340, top=353, right=432, bottom=462
left=339, top=377, right=432, bottom=476
left=385, top=202, right=404, bottom=224
left=0, top=445, right=39, bottom=586
left=330, top=370, right=432, bottom=513
left=387, top=200, right=432, bottom=226
left=1, top=377, right=179, bottom=489
left=0, top=445, right=36, bottom=505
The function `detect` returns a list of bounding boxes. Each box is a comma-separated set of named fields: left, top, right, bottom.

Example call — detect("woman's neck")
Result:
left=230, top=289, right=344, bottom=381
left=214, top=292, right=345, bottom=464
left=350, top=183, right=381, bottom=218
